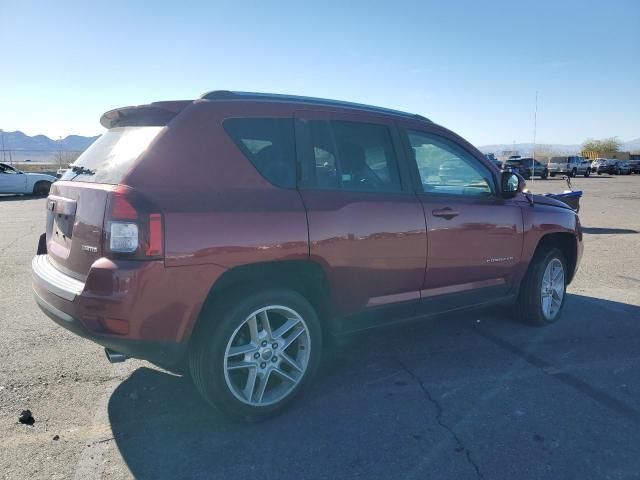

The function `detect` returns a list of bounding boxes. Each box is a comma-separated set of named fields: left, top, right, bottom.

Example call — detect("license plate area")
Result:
left=47, top=195, right=78, bottom=246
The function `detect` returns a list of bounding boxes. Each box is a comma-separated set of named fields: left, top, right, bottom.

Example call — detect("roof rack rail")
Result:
left=200, top=90, right=431, bottom=122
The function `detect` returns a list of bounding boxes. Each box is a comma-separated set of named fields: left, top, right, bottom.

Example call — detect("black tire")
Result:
left=541, top=170, right=548, bottom=180
left=584, top=169, right=590, bottom=177
left=550, top=172, right=556, bottom=178
left=570, top=168, right=577, bottom=177
left=189, top=288, right=322, bottom=422
left=32, top=181, right=51, bottom=196
left=597, top=171, right=601, bottom=175
left=513, top=247, right=567, bottom=326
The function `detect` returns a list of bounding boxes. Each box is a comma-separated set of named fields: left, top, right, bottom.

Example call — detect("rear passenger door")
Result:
left=295, top=111, right=427, bottom=326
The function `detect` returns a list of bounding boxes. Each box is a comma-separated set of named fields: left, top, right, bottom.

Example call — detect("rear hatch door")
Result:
left=46, top=126, right=164, bottom=280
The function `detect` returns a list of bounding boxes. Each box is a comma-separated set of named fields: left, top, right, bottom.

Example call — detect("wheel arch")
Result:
left=32, top=179, right=52, bottom=195
left=189, top=260, right=335, bottom=344
left=533, top=232, right=578, bottom=284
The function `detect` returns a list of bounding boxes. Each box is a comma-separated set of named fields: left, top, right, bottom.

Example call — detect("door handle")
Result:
left=432, top=208, right=459, bottom=220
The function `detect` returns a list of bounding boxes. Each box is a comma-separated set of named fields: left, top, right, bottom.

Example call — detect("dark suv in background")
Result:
left=592, top=158, right=614, bottom=174
left=503, top=157, right=549, bottom=179
left=32, top=91, right=583, bottom=420
left=612, top=160, right=632, bottom=175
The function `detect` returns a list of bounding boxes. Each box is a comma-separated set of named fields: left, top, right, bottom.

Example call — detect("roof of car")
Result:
left=199, top=90, right=431, bottom=122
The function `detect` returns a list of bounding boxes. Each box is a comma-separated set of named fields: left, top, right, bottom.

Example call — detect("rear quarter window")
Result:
left=223, top=118, right=296, bottom=188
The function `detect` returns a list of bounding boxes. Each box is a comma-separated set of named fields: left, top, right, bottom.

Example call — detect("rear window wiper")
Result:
left=70, top=165, right=96, bottom=175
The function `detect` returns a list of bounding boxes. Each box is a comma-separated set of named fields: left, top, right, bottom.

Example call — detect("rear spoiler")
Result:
left=100, top=101, right=192, bottom=129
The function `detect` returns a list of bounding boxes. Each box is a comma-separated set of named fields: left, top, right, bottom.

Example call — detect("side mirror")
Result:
left=501, top=171, right=525, bottom=198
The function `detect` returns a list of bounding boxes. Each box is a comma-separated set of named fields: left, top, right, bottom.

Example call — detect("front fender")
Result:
left=515, top=203, right=582, bottom=284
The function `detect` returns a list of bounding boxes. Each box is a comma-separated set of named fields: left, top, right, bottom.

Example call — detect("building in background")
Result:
left=582, top=151, right=631, bottom=161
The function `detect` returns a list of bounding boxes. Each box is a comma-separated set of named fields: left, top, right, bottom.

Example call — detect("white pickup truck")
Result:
left=0, top=163, right=56, bottom=195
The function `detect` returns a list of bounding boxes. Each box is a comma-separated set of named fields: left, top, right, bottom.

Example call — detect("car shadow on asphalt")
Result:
left=107, top=294, right=640, bottom=479
left=0, top=194, right=45, bottom=202
left=582, top=227, right=638, bottom=234
left=543, top=176, right=613, bottom=180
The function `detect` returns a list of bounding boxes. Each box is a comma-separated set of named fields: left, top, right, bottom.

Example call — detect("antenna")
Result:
left=531, top=91, right=538, bottom=185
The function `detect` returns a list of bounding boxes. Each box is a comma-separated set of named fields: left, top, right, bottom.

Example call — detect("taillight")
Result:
left=110, top=222, right=139, bottom=253
left=104, top=186, right=164, bottom=260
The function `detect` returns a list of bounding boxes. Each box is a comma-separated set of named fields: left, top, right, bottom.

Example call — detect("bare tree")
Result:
left=582, top=137, right=621, bottom=155
left=52, top=150, right=81, bottom=168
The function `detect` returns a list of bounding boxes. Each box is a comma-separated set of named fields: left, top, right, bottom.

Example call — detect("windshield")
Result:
left=60, top=126, right=163, bottom=184
left=0, top=163, right=20, bottom=174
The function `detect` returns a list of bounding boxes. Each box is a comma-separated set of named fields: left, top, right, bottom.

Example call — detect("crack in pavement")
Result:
left=396, top=358, right=485, bottom=480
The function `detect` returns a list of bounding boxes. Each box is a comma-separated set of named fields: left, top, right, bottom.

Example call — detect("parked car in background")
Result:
left=592, top=158, right=614, bottom=175
left=628, top=160, right=640, bottom=174
left=548, top=156, right=591, bottom=177
left=0, top=163, right=55, bottom=195
left=612, top=160, right=632, bottom=175
left=503, top=157, right=549, bottom=179
left=484, top=153, right=502, bottom=168
left=438, top=160, right=477, bottom=184
left=32, top=91, right=583, bottom=420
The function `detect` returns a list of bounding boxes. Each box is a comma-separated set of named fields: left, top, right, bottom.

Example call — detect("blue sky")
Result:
left=1, top=0, right=638, bottom=146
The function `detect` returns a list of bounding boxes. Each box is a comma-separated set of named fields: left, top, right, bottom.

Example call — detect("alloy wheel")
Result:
left=541, top=258, right=565, bottom=320
left=223, top=305, right=311, bottom=407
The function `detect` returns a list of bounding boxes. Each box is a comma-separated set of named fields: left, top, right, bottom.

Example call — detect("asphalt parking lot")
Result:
left=1, top=175, right=639, bottom=480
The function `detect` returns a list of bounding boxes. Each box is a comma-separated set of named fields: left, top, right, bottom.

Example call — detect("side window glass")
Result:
left=304, top=120, right=402, bottom=192
left=406, top=130, right=493, bottom=196
left=223, top=118, right=296, bottom=188
left=308, top=120, right=340, bottom=188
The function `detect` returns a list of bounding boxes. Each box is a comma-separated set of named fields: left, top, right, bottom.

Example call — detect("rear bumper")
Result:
left=32, top=254, right=84, bottom=301
left=32, top=287, right=186, bottom=364
left=32, top=252, right=226, bottom=366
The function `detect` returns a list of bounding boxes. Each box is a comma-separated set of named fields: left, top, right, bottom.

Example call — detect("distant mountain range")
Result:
left=2, top=129, right=638, bottom=159
left=0, top=130, right=100, bottom=152
left=0, top=130, right=98, bottom=152
left=479, top=138, right=640, bottom=156
left=0, top=130, right=101, bottom=163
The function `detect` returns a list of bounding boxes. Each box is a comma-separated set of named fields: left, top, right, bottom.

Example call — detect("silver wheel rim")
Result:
left=223, top=305, right=311, bottom=407
left=541, top=258, right=565, bottom=320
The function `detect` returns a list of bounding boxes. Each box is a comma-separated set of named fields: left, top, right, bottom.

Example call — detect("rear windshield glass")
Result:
left=60, top=126, right=163, bottom=184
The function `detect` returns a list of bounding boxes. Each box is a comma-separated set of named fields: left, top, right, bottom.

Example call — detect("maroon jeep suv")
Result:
left=32, top=91, right=582, bottom=420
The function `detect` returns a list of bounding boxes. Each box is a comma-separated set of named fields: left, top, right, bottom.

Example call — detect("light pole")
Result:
left=531, top=91, right=538, bottom=185
left=58, top=136, right=63, bottom=170
left=0, top=129, right=5, bottom=163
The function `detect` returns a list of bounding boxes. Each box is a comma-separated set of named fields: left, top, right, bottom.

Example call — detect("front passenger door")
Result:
left=402, top=128, right=523, bottom=305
